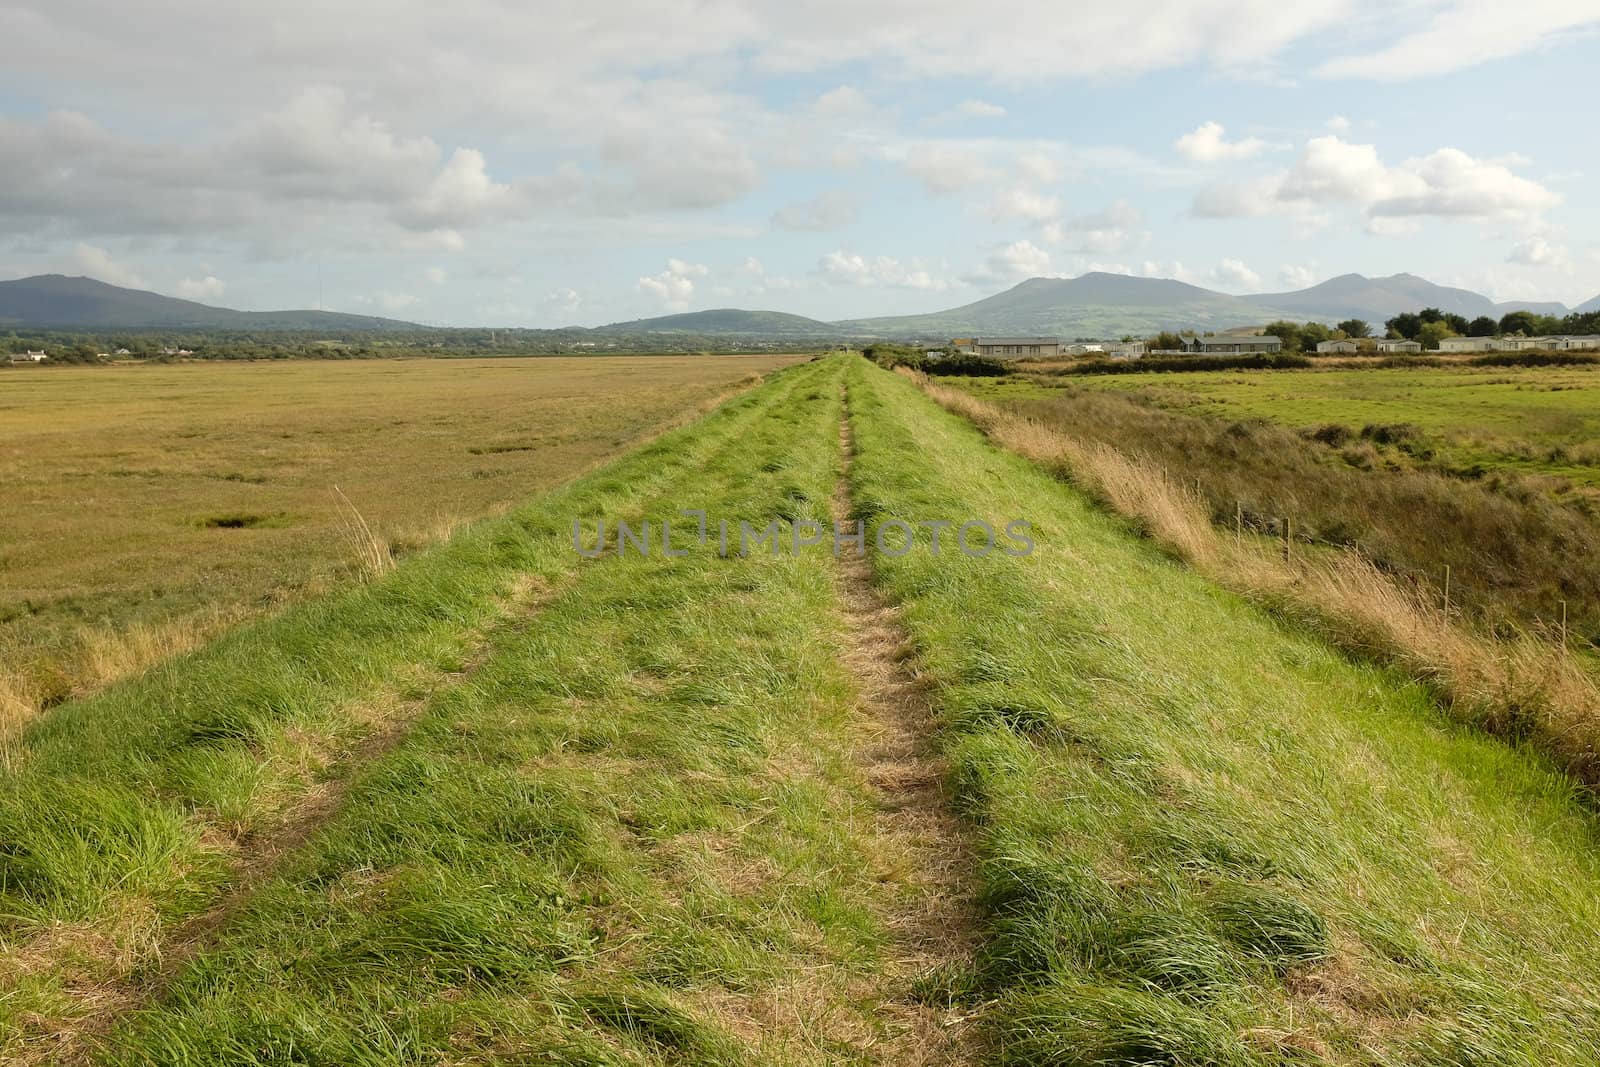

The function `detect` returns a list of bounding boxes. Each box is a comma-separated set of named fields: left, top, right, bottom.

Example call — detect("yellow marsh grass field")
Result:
left=0, top=354, right=802, bottom=717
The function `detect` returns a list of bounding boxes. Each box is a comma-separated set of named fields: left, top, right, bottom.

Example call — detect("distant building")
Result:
left=1062, top=342, right=1104, bottom=356
left=1375, top=338, right=1422, bottom=354
left=971, top=337, right=1061, bottom=359
left=1438, top=336, right=1497, bottom=353
left=1107, top=340, right=1145, bottom=360
left=1185, top=336, right=1281, bottom=355
left=1438, top=335, right=1600, bottom=354
left=8, top=350, right=47, bottom=363
left=1316, top=339, right=1359, bottom=354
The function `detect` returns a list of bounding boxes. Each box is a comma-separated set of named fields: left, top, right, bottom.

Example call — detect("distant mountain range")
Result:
left=0, top=275, right=418, bottom=331
left=2, top=271, right=1595, bottom=339
left=593, top=309, right=839, bottom=337
left=623, top=272, right=1598, bottom=340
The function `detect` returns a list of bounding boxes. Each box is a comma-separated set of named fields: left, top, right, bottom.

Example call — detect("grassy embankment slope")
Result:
left=957, top=369, right=1600, bottom=649
left=3, top=355, right=1599, bottom=1063
left=843, top=358, right=1600, bottom=1062
left=0, top=354, right=799, bottom=720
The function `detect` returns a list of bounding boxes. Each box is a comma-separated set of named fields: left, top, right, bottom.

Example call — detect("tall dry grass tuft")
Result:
left=912, top=371, right=1600, bottom=787
left=332, top=486, right=395, bottom=580
left=74, top=610, right=239, bottom=692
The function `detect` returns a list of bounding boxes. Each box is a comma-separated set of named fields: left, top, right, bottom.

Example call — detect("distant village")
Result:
left=934, top=328, right=1600, bottom=362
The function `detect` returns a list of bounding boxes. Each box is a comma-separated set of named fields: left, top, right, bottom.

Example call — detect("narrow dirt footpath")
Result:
left=832, top=390, right=985, bottom=1065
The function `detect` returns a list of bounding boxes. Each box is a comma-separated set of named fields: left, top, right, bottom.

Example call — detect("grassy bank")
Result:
left=959, top=373, right=1600, bottom=649
left=843, top=357, right=1600, bottom=1062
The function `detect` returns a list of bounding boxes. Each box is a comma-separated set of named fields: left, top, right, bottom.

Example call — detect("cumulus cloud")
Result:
left=1278, top=263, right=1318, bottom=288
left=771, top=190, right=860, bottom=231
left=1212, top=257, right=1262, bottom=290
left=1174, top=121, right=1265, bottom=162
left=175, top=276, right=226, bottom=301
left=69, top=243, right=146, bottom=289
left=964, top=239, right=1053, bottom=286
left=637, top=258, right=709, bottom=308
left=1193, top=136, right=1560, bottom=229
left=396, top=148, right=516, bottom=230
left=818, top=251, right=948, bottom=290
left=1507, top=236, right=1570, bottom=268
left=1042, top=200, right=1148, bottom=254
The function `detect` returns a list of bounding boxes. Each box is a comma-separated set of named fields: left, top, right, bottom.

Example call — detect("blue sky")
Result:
left=1, top=1, right=1596, bottom=325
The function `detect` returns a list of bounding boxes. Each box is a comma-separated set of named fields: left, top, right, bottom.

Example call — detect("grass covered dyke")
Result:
left=920, top=374, right=1600, bottom=793
left=0, top=362, right=822, bottom=1058
left=37, top=356, right=977, bottom=1064
left=843, top=358, right=1600, bottom=1062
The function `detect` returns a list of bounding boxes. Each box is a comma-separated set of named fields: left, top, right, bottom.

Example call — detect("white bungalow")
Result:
left=1375, top=338, right=1422, bottom=354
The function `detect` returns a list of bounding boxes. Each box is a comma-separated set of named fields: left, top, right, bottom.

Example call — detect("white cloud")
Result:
left=1278, top=263, right=1318, bottom=288
left=818, top=251, right=948, bottom=290
left=771, top=189, right=859, bottom=231
left=964, top=239, right=1053, bottom=285
left=1194, top=136, right=1561, bottom=229
left=637, top=258, right=709, bottom=308
left=1212, top=257, right=1262, bottom=290
left=989, top=187, right=1063, bottom=224
left=937, top=99, right=1007, bottom=121
left=175, top=276, right=226, bottom=301
left=1042, top=200, right=1148, bottom=254
left=900, top=143, right=999, bottom=194
left=396, top=148, right=515, bottom=230
left=425, top=267, right=448, bottom=285
left=547, top=287, right=583, bottom=313
left=68, top=243, right=146, bottom=289
left=1174, top=121, right=1265, bottom=162
left=1507, top=236, right=1570, bottom=268
left=1317, top=2, right=1600, bottom=81
left=1325, top=115, right=1351, bottom=133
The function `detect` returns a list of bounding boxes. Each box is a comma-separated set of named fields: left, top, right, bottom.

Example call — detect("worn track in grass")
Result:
left=831, top=390, right=984, bottom=1065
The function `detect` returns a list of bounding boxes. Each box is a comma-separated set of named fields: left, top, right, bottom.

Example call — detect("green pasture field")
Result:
left=1015, top=362, right=1600, bottom=486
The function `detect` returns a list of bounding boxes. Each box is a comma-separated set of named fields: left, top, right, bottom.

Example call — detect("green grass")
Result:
left=843, top=359, right=1600, bottom=1062
left=1021, top=363, right=1600, bottom=487
left=953, top=371, right=1600, bottom=648
left=5, top=354, right=1600, bottom=1064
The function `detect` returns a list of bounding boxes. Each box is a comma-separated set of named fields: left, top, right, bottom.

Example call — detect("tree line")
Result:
left=1247, top=307, right=1600, bottom=354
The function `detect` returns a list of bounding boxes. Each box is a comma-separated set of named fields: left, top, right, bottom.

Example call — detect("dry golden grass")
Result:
left=0, top=354, right=799, bottom=726
left=914, top=371, right=1600, bottom=786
